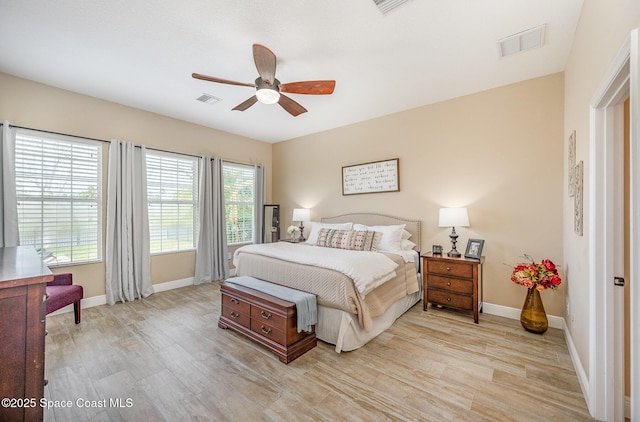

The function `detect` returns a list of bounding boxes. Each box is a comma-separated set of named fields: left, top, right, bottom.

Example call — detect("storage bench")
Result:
left=218, top=280, right=317, bottom=363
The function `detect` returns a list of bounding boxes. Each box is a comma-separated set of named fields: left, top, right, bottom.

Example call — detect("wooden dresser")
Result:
left=218, top=281, right=316, bottom=363
left=0, top=246, right=53, bottom=422
left=422, top=253, right=483, bottom=323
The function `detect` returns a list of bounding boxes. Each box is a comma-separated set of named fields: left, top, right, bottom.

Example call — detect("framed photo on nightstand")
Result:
left=464, top=239, right=484, bottom=259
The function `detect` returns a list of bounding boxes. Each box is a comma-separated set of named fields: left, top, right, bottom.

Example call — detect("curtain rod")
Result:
left=2, top=123, right=256, bottom=166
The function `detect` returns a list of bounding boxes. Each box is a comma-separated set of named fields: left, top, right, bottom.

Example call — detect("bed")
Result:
left=232, top=213, right=422, bottom=352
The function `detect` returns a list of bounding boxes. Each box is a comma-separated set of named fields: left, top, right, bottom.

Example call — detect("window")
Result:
left=223, top=162, right=255, bottom=245
left=146, top=152, right=198, bottom=253
left=15, top=130, right=102, bottom=266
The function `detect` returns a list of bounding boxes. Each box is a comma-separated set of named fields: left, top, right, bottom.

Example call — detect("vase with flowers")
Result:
left=510, top=254, right=562, bottom=334
left=287, top=225, right=300, bottom=242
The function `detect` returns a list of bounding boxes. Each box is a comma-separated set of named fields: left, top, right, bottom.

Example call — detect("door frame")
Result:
left=589, top=29, right=638, bottom=421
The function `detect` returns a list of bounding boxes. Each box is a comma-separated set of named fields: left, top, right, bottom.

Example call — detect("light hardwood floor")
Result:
left=44, top=283, right=594, bottom=421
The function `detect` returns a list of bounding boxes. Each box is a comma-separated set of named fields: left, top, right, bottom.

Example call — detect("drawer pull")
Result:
left=260, top=310, right=272, bottom=319
left=44, top=292, right=49, bottom=302
left=447, top=297, right=452, bottom=302
left=446, top=267, right=451, bottom=271
left=260, top=325, right=272, bottom=334
left=45, top=329, right=48, bottom=337
left=230, top=311, right=240, bottom=319
left=447, top=282, right=451, bottom=286
left=230, top=297, right=240, bottom=304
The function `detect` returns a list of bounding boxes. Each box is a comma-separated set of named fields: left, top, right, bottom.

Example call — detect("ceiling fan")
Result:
left=192, top=44, right=336, bottom=117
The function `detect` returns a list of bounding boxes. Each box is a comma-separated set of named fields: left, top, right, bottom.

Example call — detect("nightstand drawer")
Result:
left=428, top=275, right=473, bottom=295
left=428, top=289, right=473, bottom=310
left=428, top=261, right=473, bottom=278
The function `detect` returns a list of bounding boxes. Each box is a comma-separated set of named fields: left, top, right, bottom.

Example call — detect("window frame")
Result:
left=146, top=150, right=199, bottom=255
left=14, top=129, right=103, bottom=267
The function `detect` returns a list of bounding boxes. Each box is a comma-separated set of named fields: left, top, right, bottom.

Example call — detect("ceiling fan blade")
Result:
left=192, top=73, right=255, bottom=88
left=253, top=44, right=276, bottom=85
left=279, top=80, right=336, bottom=95
left=278, top=94, right=307, bottom=117
left=232, top=96, right=258, bottom=111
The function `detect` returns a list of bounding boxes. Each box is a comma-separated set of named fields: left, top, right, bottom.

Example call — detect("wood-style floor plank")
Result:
left=44, top=283, right=594, bottom=421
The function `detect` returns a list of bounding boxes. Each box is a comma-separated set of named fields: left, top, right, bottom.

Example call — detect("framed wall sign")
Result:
left=342, top=158, right=399, bottom=195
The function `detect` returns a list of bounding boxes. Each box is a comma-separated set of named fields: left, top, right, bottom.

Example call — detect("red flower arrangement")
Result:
left=511, top=255, right=562, bottom=291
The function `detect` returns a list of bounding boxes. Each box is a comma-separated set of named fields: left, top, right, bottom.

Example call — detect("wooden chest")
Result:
left=218, top=281, right=316, bottom=363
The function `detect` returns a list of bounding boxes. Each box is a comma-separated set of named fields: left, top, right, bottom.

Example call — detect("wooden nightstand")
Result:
left=422, top=253, right=484, bottom=323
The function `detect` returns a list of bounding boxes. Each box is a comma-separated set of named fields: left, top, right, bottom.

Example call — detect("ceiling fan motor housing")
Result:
left=255, top=77, right=280, bottom=104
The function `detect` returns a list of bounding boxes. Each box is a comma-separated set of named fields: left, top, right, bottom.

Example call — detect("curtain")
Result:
left=0, top=122, right=19, bottom=247
left=105, top=140, right=153, bottom=305
left=253, top=164, right=265, bottom=244
left=194, top=156, right=229, bottom=284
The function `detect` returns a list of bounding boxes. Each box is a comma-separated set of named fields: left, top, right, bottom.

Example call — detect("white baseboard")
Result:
left=482, top=302, right=564, bottom=329
left=46, top=277, right=195, bottom=316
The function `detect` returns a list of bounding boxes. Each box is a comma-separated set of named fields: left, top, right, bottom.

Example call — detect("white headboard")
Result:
left=321, top=213, right=421, bottom=251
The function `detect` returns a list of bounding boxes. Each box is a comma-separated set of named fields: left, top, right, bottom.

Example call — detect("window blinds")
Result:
left=15, top=131, right=102, bottom=265
left=146, top=153, right=198, bottom=253
left=222, top=162, right=255, bottom=244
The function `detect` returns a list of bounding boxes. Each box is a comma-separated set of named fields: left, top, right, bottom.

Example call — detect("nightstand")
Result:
left=422, top=253, right=484, bottom=323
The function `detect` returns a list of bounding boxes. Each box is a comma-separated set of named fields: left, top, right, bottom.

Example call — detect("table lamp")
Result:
left=292, top=208, right=310, bottom=242
left=438, top=207, right=469, bottom=257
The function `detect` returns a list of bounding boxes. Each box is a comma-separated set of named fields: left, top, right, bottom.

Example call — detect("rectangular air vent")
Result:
left=196, top=93, right=222, bottom=105
left=373, top=0, right=411, bottom=14
left=498, top=24, right=546, bottom=58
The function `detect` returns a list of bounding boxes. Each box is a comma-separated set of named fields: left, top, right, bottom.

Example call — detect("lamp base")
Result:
left=448, top=227, right=460, bottom=258
left=298, top=223, right=306, bottom=242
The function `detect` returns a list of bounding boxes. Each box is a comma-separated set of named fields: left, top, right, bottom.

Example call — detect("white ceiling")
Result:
left=0, top=0, right=583, bottom=143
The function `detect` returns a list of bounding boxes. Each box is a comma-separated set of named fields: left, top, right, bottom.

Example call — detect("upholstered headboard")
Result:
left=321, top=213, right=421, bottom=251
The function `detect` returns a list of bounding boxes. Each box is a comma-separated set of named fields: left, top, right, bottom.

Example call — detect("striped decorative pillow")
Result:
left=316, top=229, right=380, bottom=251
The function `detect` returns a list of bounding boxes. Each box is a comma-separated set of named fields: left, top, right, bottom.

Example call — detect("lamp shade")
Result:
left=292, top=208, right=310, bottom=222
left=438, top=207, right=469, bottom=228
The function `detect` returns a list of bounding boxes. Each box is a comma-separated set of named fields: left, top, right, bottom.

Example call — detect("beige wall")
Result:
left=563, top=0, right=640, bottom=382
left=273, top=73, right=565, bottom=316
left=0, top=72, right=272, bottom=298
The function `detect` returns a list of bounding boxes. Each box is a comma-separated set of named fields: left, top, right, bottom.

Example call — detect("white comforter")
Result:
left=233, top=242, right=398, bottom=297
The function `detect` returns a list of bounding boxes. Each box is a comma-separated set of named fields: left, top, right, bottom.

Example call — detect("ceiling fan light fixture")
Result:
left=256, top=88, right=280, bottom=104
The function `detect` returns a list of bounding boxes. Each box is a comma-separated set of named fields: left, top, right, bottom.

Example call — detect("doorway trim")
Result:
left=589, top=29, right=638, bottom=421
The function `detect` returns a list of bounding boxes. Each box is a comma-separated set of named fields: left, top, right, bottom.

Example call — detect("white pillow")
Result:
left=401, top=229, right=412, bottom=240
left=401, top=239, right=417, bottom=250
left=353, top=223, right=405, bottom=251
left=306, top=222, right=353, bottom=244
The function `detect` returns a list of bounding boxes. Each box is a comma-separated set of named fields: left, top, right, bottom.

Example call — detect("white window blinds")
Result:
left=146, top=152, right=198, bottom=253
left=223, top=162, right=255, bottom=245
left=15, top=130, right=102, bottom=265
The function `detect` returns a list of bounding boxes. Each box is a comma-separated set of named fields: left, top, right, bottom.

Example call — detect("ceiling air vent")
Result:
left=498, top=24, right=546, bottom=58
left=373, top=0, right=412, bottom=15
left=196, top=93, right=222, bottom=105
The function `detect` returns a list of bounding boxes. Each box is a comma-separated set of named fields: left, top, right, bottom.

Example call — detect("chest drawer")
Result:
left=221, top=305, right=250, bottom=329
left=222, top=293, right=251, bottom=315
left=251, top=305, right=287, bottom=331
left=428, top=260, right=473, bottom=278
left=428, top=275, right=473, bottom=295
left=428, top=289, right=473, bottom=310
left=251, top=319, right=286, bottom=345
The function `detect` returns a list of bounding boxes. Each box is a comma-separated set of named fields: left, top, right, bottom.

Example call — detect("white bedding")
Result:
left=234, top=242, right=399, bottom=297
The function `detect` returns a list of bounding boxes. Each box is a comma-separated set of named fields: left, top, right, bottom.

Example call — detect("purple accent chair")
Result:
left=46, top=273, right=83, bottom=324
